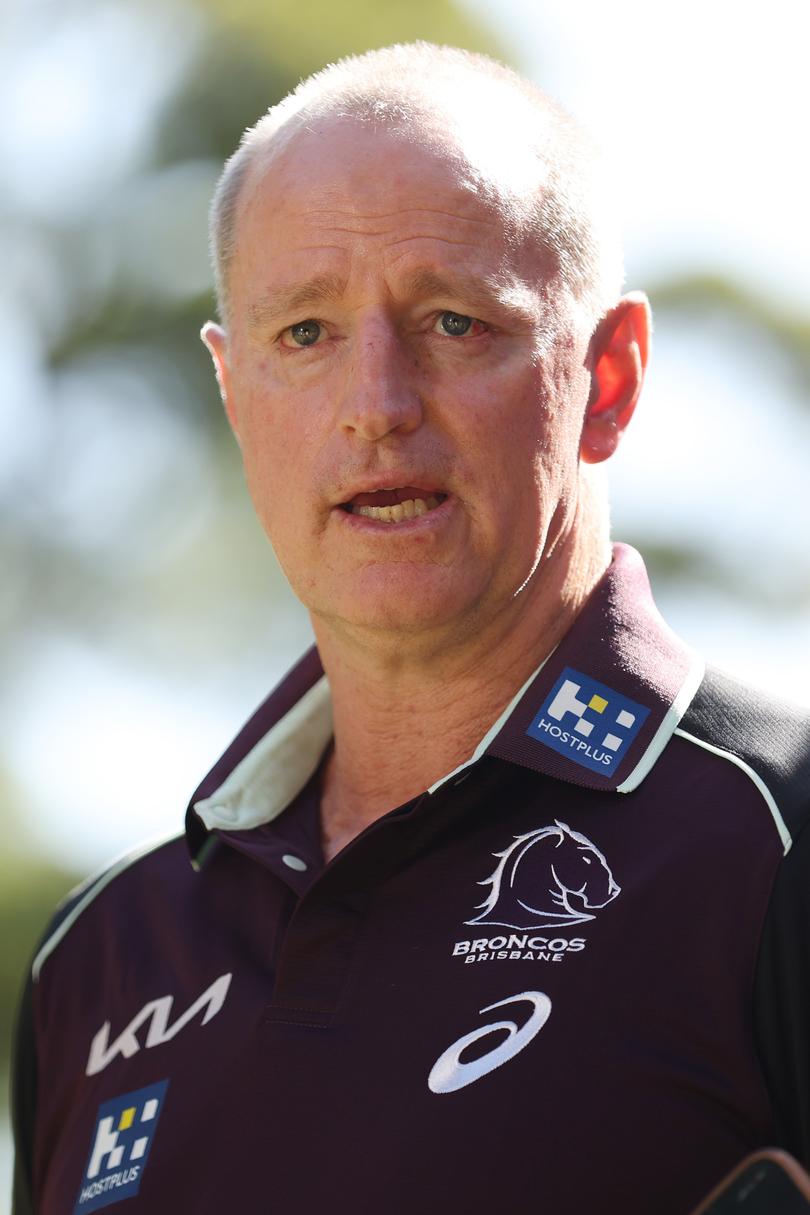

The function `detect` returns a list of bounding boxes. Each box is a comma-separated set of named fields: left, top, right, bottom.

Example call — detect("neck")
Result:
left=315, top=515, right=610, bottom=861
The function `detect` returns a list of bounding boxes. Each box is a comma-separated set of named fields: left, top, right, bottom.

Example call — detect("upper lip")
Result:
left=332, top=472, right=449, bottom=506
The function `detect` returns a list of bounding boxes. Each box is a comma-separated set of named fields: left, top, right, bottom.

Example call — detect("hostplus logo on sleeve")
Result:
left=527, top=667, right=650, bottom=777
left=74, top=1080, right=168, bottom=1212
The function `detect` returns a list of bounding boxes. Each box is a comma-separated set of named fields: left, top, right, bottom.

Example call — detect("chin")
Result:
left=311, top=569, right=485, bottom=640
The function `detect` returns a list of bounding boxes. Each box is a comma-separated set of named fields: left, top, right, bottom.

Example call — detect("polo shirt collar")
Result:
left=185, top=544, right=704, bottom=859
left=484, top=543, right=704, bottom=793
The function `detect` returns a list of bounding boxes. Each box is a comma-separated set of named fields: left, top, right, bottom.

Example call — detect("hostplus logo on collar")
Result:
left=527, top=667, right=650, bottom=777
left=74, top=1080, right=168, bottom=1212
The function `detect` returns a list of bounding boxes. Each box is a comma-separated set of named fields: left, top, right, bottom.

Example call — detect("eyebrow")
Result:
left=247, top=266, right=538, bottom=331
left=248, top=273, right=346, bottom=330
left=399, top=268, right=538, bottom=320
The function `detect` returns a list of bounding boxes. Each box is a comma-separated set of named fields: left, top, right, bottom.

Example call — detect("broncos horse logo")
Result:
left=466, top=820, right=620, bottom=931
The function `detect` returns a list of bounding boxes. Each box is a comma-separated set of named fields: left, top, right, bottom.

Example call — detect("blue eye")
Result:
left=439, top=311, right=473, bottom=336
left=289, top=320, right=321, bottom=346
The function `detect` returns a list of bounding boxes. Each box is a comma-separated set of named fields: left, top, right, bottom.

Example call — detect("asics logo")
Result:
left=428, top=991, right=551, bottom=1094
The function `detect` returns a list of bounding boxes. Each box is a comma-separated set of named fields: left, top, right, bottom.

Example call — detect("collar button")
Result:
left=282, top=853, right=308, bottom=872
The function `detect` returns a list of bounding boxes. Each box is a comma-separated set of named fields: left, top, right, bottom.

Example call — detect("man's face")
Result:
left=212, top=118, right=594, bottom=648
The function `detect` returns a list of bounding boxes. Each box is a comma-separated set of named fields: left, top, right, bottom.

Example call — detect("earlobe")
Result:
left=201, top=322, right=240, bottom=441
left=581, top=293, right=651, bottom=465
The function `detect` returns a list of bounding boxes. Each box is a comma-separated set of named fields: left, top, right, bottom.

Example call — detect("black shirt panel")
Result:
left=753, top=820, right=810, bottom=1163
left=678, top=664, right=810, bottom=1169
left=680, top=665, right=810, bottom=834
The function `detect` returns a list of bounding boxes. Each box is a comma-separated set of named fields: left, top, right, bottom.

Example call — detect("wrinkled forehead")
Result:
left=235, top=110, right=546, bottom=252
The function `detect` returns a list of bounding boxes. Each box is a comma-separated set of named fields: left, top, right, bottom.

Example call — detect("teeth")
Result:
left=352, top=496, right=443, bottom=522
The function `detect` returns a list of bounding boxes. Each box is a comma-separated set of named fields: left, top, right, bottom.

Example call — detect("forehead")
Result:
left=241, top=112, right=519, bottom=220
left=229, top=117, right=540, bottom=308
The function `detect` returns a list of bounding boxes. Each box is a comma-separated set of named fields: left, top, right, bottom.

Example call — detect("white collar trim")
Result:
left=194, top=675, right=333, bottom=832
left=194, top=653, right=551, bottom=834
left=427, top=657, right=548, bottom=793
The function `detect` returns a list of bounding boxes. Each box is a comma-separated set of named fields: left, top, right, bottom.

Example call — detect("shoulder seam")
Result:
left=674, top=726, right=792, bottom=855
left=32, top=831, right=183, bottom=982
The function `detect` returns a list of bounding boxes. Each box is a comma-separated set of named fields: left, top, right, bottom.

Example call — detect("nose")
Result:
left=337, top=318, right=423, bottom=442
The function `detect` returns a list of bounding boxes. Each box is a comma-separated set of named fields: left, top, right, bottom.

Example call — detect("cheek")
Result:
left=459, top=367, right=584, bottom=554
left=237, top=401, right=330, bottom=565
left=514, top=363, right=587, bottom=481
left=237, top=377, right=299, bottom=478
left=463, top=373, right=557, bottom=484
left=238, top=419, right=300, bottom=540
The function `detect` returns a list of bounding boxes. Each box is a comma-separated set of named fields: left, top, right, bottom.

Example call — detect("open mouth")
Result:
left=340, top=487, right=448, bottom=523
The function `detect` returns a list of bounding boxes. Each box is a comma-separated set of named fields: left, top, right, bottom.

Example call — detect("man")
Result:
left=12, top=42, right=810, bottom=1215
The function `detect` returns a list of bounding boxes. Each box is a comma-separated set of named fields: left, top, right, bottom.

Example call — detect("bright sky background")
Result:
left=3, top=0, right=810, bottom=876
left=469, top=0, right=810, bottom=310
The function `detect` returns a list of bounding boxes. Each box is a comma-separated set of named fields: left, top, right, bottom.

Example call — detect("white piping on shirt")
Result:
left=196, top=660, right=551, bottom=828
left=192, top=644, right=711, bottom=835
left=673, top=726, right=792, bottom=856
left=32, top=831, right=182, bottom=981
left=617, top=649, right=706, bottom=794
left=428, top=656, right=551, bottom=794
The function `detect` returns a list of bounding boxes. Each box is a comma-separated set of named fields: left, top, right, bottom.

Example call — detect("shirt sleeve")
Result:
left=10, top=880, right=94, bottom=1215
left=11, top=966, right=37, bottom=1215
left=753, top=816, right=810, bottom=1164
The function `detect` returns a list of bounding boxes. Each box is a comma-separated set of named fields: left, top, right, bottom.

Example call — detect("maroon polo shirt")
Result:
left=12, top=544, right=810, bottom=1215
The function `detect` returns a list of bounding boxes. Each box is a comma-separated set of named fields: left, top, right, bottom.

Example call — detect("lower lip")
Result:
left=334, top=496, right=454, bottom=533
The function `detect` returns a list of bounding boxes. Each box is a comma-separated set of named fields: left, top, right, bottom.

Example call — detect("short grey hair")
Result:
left=209, top=42, right=624, bottom=330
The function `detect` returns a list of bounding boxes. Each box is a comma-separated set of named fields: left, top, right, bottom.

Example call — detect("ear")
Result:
left=581, top=292, right=651, bottom=464
left=201, top=322, right=240, bottom=442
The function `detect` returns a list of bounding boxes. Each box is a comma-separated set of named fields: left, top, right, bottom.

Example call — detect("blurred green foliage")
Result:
left=197, top=0, right=501, bottom=81
left=650, top=274, right=810, bottom=398
left=1, top=859, right=81, bottom=1089
left=0, top=0, right=503, bottom=1136
left=3, top=0, right=809, bottom=1162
